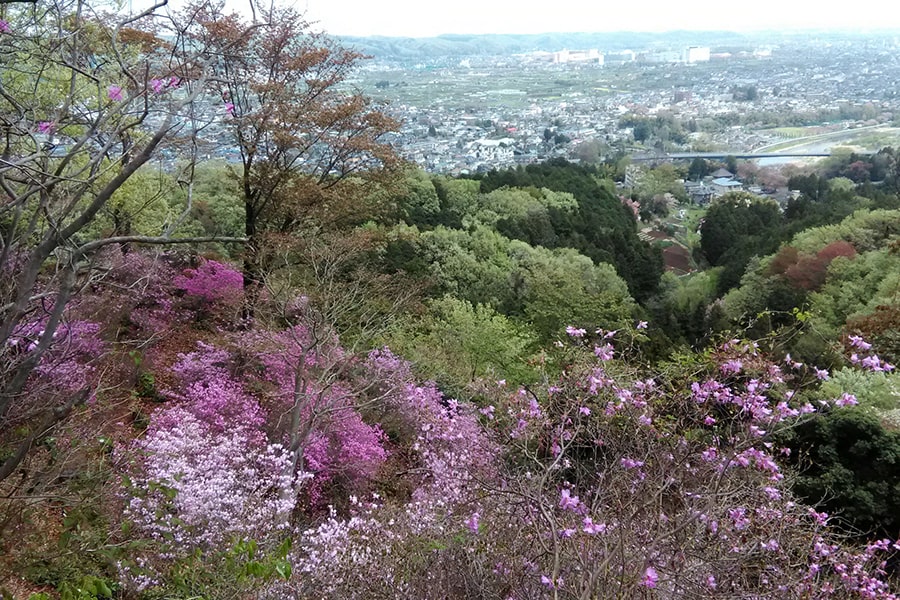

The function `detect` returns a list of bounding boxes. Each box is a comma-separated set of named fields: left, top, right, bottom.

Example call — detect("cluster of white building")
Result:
left=542, top=46, right=710, bottom=66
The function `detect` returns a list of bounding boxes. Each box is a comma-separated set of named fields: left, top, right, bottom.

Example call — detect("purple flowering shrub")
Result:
left=119, top=341, right=304, bottom=592
left=119, top=327, right=392, bottom=589
left=276, top=331, right=898, bottom=599
left=109, top=251, right=182, bottom=334
left=9, top=318, right=105, bottom=390
left=455, top=331, right=898, bottom=598
left=111, top=275, right=898, bottom=599
left=283, top=348, right=499, bottom=596
left=3, top=316, right=105, bottom=429
left=235, top=324, right=389, bottom=509
left=173, top=259, right=244, bottom=321
left=67, top=249, right=186, bottom=337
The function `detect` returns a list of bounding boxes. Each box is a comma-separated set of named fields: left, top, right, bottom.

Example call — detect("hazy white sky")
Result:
left=168, top=0, right=900, bottom=37
left=289, top=0, right=900, bottom=37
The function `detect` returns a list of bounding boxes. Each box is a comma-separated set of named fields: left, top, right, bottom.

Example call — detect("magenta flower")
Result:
left=107, top=85, right=124, bottom=102
left=225, top=102, right=235, bottom=115
left=0, top=19, right=10, bottom=33
left=720, top=359, right=743, bottom=375
left=579, top=406, right=591, bottom=416
left=37, top=121, right=53, bottom=134
left=582, top=516, right=607, bottom=534
left=848, top=334, right=872, bottom=351
left=834, top=393, right=858, bottom=407
left=558, top=488, right=580, bottom=512
left=764, top=486, right=781, bottom=500
left=150, top=78, right=165, bottom=94
left=620, top=457, right=644, bottom=470
left=640, top=566, right=658, bottom=588
left=565, top=325, right=586, bottom=338
left=464, top=512, right=479, bottom=533
left=594, top=343, right=614, bottom=360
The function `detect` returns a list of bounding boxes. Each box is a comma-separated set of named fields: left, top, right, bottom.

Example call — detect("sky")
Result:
left=288, top=0, right=900, bottom=38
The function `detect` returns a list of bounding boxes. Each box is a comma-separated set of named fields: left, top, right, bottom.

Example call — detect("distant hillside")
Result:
left=338, top=31, right=761, bottom=61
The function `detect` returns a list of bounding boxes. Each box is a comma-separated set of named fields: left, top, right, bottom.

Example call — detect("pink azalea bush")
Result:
left=274, top=332, right=899, bottom=598
left=284, top=348, right=499, bottom=596
left=173, top=259, right=244, bottom=318
left=112, top=281, right=898, bottom=598
left=119, top=341, right=305, bottom=591
left=3, top=315, right=105, bottom=428
left=96, top=249, right=183, bottom=334
left=242, top=325, right=387, bottom=508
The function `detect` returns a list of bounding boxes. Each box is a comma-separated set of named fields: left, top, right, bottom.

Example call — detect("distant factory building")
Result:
left=683, top=46, right=711, bottom=63
left=605, top=50, right=636, bottom=64
left=552, top=49, right=604, bottom=65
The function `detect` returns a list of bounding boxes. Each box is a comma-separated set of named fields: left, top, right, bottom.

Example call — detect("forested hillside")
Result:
left=2, top=1, right=900, bottom=599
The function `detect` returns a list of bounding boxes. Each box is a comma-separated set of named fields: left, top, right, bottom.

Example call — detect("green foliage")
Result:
left=136, top=537, right=294, bottom=599
left=508, top=244, right=636, bottom=342
left=821, top=369, right=900, bottom=411
left=57, top=576, right=114, bottom=600
left=633, top=164, right=687, bottom=204
left=419, top=225, right=514, bottom=307
left=414, top=225, right=637, bottom=344
left=432, top=177, right=480, bottom=228
left=397, top=170, right=442, bottom=227
left=781, top=409, right=900, bottom=539
left=385, top=296, right=538, bottom=391
left=83, top=167, right=177, bottom=240
left=700, top=193, right=783, bottom=293
left=790, top=209, right=900, bottom=254
left=808, top=249, right=899, bottom=340
left=128, top=351, right=164, bottom=402
left=184, top=161, right=245, bottom=236
left=473, top=159, right=663, bottom=301
left=688, top=157, right=709, bottom=181
left=646, top=270, right=720, bottom=347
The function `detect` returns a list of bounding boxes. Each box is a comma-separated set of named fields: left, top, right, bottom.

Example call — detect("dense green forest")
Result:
left=2, top=1, right=900, bottom=598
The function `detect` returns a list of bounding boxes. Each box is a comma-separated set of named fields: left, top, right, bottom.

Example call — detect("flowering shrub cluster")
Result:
left=120, top=342, right=304, bottom=591
left=173, top=259, right=244, bottom=319
left=285, top=348, right=499, bottom=596
left=8, top=318, right=105, bottom=392
left=455, top=329, right=899, bottom=598
left=2, top=314, right=105, bottom=431
left=96, top=250, right=182, bottom=334
left=113, top=288, right=898, bottom=599
left=240, top=325, right=388, bottom=508
left=267, top=330, right=899, bottom=599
